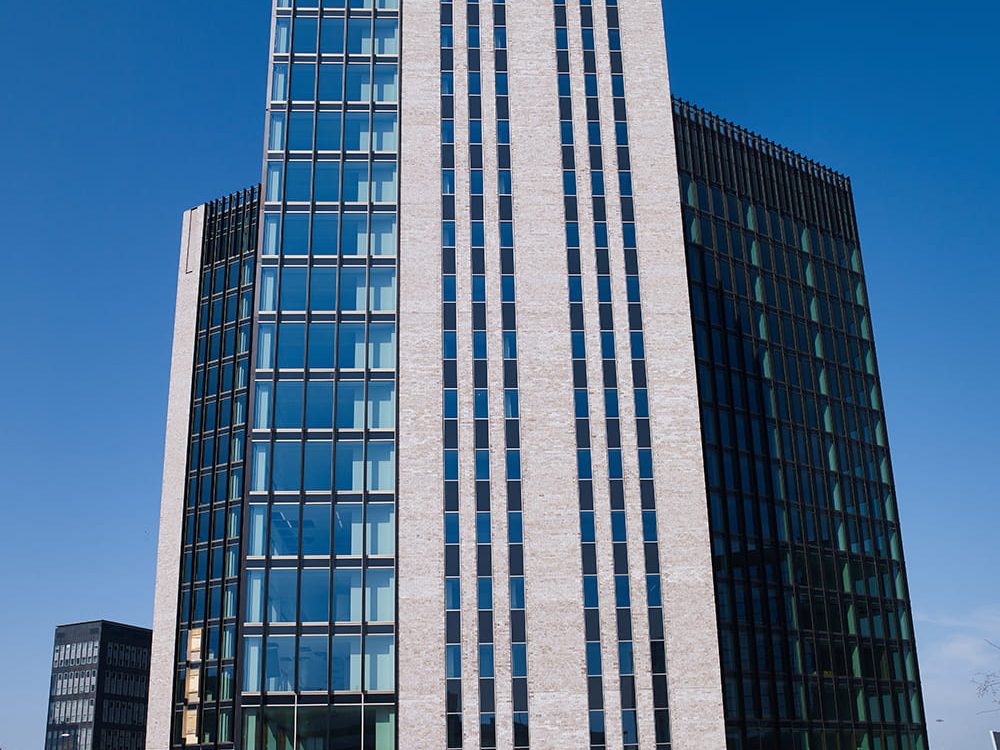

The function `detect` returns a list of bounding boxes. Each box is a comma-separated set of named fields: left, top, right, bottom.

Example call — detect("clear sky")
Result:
left=0, top=1, right=996, bottom=749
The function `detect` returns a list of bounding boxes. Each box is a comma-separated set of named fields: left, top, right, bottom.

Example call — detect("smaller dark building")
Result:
left=44, top=621, right=152, bottom=750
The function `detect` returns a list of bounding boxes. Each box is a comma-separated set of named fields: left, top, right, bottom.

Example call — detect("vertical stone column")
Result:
left=148, top=206, right=205, bottom=750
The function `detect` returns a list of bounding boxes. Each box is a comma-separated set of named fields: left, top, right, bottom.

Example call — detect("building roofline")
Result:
left=187, top=183, right=260, bottom=215
left=56, top=620, right=152, bottom=634
left=671, top=96, right=852, bottom=191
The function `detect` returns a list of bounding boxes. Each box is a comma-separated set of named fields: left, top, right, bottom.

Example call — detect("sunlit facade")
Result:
left=148, top=3, right=926, bottom=750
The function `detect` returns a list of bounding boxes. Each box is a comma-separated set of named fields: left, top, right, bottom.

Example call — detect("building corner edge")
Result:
left=147, top=205, right=206, bottom=750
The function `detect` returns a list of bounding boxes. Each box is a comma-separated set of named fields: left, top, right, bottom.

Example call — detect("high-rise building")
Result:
left=672, top=99, right=927, bottom=749
left=45, top=621, right=152, bottom=750
left=149, top=2, right=927, bottom=750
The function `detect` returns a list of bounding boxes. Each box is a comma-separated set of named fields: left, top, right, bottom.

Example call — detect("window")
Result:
left=367, top=381, right=395, bottom=429
left=374, top=19, right=399, bottom=55
left=344, top=112, right=371, bottom=151
left=268, top=112, right=286, bottom=151
left=271, top=442, right=302, bottom=491
left=269, top=505, right=299, bottom=556
left=251, top=443, right=270, bottom=491
left=371, top=214, right=397, bottom=256
left=316, top=112, right=342, bottom=151
left=339, top=267, right=367, bottom=311
left=373, top=65, right=397, bottom=102
left=342, top=214, right=368, bottom=255
left=265, top=162, right=283, bottom=202
left=248, top=506, right=267, bottom=555
left=368, top=324, right=396, bottom=368
left=367, top=707, right=396, bottom=750
left=347, top=18, right=372, bottom=55
left=338, top=324, right=366, bottom=369
left=372, top=113, right=398, bottom=151
left=364, top=636, right=394, bottom=691
left=242, top=637, right=262, bottom=692
left=257, top=323, right=275, bottom=370
left=334, top=504, right=363, bottom=556
left=309, top=267, right=338, bottom=310
left=291, top=63, right=316, bottom=101
left=372, top=163, right=397, bottom=202
left=298, top=636, right=328, bottom=692
left=283, top=214, right=309, bottom=255
left=263, top=215, right=280, bottom=256
left=258, top=269, right=277, bottom=312
left=345, top=64, right=371, bottom=101
left=333, top=569, right=362, bottom=622
left=312, top=215, right=339, bottom=255
left=315, top=162, right=340, bottom=202
left=343, top=163, right=369, bottom=203
left=365, top=568, right=395, bottom=622
left=331, top=635, right=362, bottom=691
left=273, top=18, right=291, bottom=54
left=287, top=111, right=313, bottom=151
left=336, top=381, right=365, bottom=430
left=296, top=708, right=326, bottom=748
left=364, top=503, right=396, bottom=557
left=308, top=323, right=336, bottom=369
left=274, top=381, right=303, bottom=428
left=300, top=569, right=330, bottom=621
left=320, top=18, right=345, bottom=54
left=318, top=64, right=344, bottom=101
left=367, top=441, right=396, bottom=491
left=304, top=441, right=333, bottom=491
left=285, top=162, right=312, bottom=202
left=336, top=442, right=364, bottom=491
left=270, top=64, right=289, bottom=102
left=369, top=268, right=396, bottom=311
left=267, top=569, right=297, bottom=623
left=292, top=17, right=318, bottom=54
left=264, top=636, right=295, bottom=692
left=306, top=382, right=334, bottom=429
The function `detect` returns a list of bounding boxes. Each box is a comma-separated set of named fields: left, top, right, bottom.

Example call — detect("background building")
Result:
left=149, top=2, right=927, bottom=749
left=992, top=729, right=1000, bottom=750
left=45, top=621, right=152, bottom=750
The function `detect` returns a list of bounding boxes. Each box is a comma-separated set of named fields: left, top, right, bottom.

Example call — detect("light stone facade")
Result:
left=505, top=2, right=592, bottom=747
left=393, top=1, right=725, bottom=747
left=616, top=3, right=728, bottom=746
left=397, top=0, right=447, bottom=746
left=148, top=207, right=205, bottom=750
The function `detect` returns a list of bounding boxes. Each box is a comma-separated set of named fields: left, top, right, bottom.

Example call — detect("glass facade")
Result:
left=171, top=189, right=259, bottom=748
left=674, top=99, right=929, bottom=750
left=46, top=621, right=152, bottom=750
left=241, top=1, right=400, bottom=748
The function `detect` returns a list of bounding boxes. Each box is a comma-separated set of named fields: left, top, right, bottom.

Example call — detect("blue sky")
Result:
left=0, top=1, right=996, bottom=748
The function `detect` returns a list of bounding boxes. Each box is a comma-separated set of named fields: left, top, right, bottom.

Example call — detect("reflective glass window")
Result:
left=334, top=504, right=363, bottom=556
left=333, top=569, right=362, bottom=622
left=366, top=504, right=395, bottom=555
left=264, top=636, right=295, bottom=692
left=331, top=636, right=362, bottom=692
left=298, top=636, right=328, bottom=692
